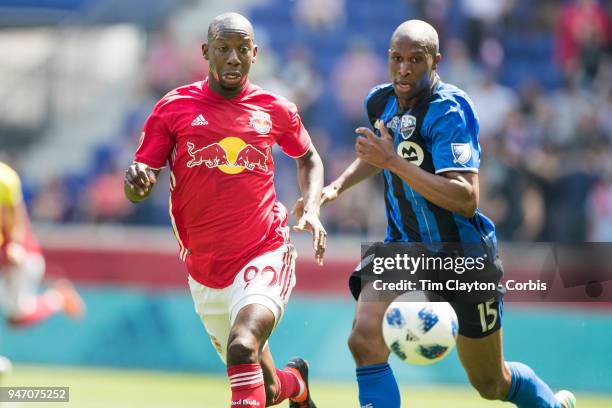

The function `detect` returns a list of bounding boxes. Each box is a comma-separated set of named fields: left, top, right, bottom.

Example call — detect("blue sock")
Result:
left=356, top=363, right=401, bottom=408
left=505, top=362, right=561, bottom=408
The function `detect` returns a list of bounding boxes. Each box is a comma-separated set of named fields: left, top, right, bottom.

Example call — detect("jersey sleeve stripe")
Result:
left=434, top=167, right=479, bottom=174
left=278, top=247, right=291, bottom=299
left=168, top=196, right=187, bottom=260
left=280, top=246, right=296, bottom=301
left=390, top=173, right=422, bottom=241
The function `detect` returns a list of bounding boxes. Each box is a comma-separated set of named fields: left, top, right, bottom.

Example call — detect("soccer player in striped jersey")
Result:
left=296, top=19, right=575, bottom=408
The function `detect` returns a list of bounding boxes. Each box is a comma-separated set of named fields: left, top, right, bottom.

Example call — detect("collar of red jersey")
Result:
left=202, top=77, right=253, bottom=100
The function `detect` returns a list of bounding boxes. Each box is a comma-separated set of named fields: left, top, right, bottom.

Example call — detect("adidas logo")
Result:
left=405, top=329, right=420, bottom=342
left=191, top=114, right=208, bottom=126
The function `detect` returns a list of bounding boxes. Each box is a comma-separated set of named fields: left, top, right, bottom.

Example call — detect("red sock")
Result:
left=227, top=363, right=266, bottom=407
left=271, top=368, right=306, bottom=405
left=7, top=293, right=61, bottom=328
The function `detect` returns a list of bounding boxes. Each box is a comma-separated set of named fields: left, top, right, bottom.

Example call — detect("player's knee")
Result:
left=226, top=334, right=259, bottom=365
left=347, top=330, right=366, bottom=357
left=469, top=377, right=508, bottom=401
left=348, top=325, right=385, bottom=363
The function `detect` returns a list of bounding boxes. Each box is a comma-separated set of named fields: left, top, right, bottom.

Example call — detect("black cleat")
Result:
left=286, top=357, right=317, bottom=408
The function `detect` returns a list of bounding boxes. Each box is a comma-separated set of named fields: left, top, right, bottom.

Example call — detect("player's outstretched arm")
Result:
left=355, top=123, right=478, bottom=218
left=124, top=162, right=159, bottom=203
left=325, top=158, right=381, bottom=203
left=291, top=157, right=380, bottom=220
left=293, top=146, right=327, bottom=266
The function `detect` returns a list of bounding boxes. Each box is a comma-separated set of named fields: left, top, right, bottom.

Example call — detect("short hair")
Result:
left=391, top=20, right=439, bottom=57
left=207, top=12, right=254, bottom=42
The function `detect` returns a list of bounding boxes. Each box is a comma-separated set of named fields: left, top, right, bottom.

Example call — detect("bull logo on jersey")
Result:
left=187, top=137, right=268, bottom=174
left=249, top=111, right=272, bottom=135
left=451, top=143, right=472, bottom=165
left=186, top=142, right=230, bottom=168
left=399, top=114, right=416, bottom=139
left=397, top=141, right=424, bottom=167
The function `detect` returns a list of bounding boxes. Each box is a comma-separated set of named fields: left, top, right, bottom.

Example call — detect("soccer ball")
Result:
left=0, top=355, right=12, bottom=376
left=382, top=297, right=458, bottom=365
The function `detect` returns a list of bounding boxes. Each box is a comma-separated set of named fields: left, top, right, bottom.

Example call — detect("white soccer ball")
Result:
left=382, top=297, right=458, bottom=365
left=0, top=355, right=12, bottom=375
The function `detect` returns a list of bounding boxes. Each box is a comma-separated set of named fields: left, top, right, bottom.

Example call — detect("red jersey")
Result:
left=134, top=79, right=311, bottom=288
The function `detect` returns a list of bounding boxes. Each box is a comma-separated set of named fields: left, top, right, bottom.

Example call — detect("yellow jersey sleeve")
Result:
left=0, top=162, right=24, bottom=208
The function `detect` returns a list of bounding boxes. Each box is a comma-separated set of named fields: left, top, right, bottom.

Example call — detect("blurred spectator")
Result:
left=498, top=110, right=531, bottom=159
left=330, top=39, right=386, bottom=133
left=459, top=0, right=512, bottom=61
left=587, top=172, right=612, bottom=241
left=31, top=177, right=73, bottom=223
left=479, top=36, right=505, bottom=72
left=145, top=22, right=208, bottom=98
left=595, top=87, right=612, bottom=138
left=85, top=171, right=133, bottom=223
left=182, top=40, right=210, bottom=84
left=556, top=0, right=611, bottom=83
left=481, top=157, right=544, bottom=241
left=468, top=73, right=518, bottom=140
left=517, top=77, right=545, bottom=117
left=571, top=111, right=609, bottom=151
left=14, top=0, right=612, bottom=242
left=407, top=0, right=450, bottom=41
left=248, top=35, right=292, bottom=100
left=145, top=23, right=184, bottom=98
left=545, top=78, right=591, bottom=144
left=322, top=150, right=386, bottom=235
left=438, top=38, right=481, bottom=91
left=293, top=0, right=346, bottom=32
left=549, top=155, right=600, bottom=242
left=279, top=46, right=323, bottom=126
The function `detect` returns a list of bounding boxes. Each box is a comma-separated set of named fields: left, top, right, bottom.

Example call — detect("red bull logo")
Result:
left=234, top=145, right=268, bottom=171
left=186, top=142, right=230, bottom=168
left=186, top=137, right=268, bottom=174
left=249, top=111, right=272, bottom=135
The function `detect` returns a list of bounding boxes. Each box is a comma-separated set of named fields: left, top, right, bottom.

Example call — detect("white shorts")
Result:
left=0, top=253, right=45, bottom=318
left=188, top=244, right=297, bottom=363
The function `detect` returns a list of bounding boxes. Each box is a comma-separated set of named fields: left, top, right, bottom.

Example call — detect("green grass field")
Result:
left=1, top=365, right=611, bottom=407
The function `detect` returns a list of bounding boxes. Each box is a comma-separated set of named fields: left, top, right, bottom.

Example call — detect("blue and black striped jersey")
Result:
left=363, top=81, right=496, bottom=251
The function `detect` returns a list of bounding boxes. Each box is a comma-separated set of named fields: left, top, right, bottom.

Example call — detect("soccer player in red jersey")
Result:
left=124, top=13, right=325, bottom=408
